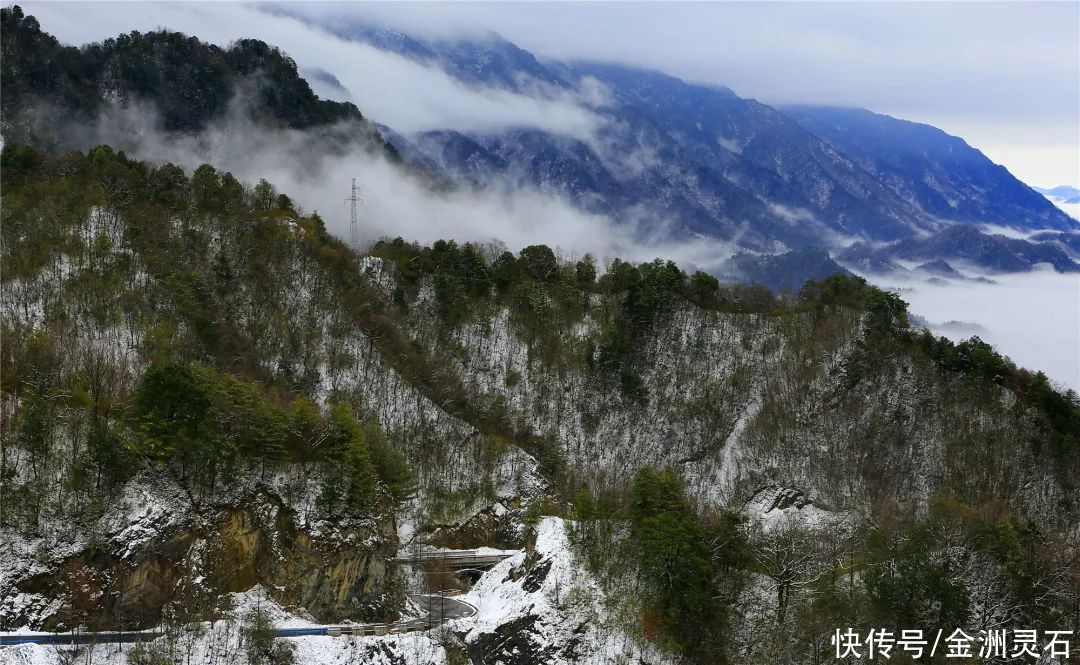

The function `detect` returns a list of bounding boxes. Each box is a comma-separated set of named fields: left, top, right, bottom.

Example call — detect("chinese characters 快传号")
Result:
left=831, top=628, right=1072, bottom=660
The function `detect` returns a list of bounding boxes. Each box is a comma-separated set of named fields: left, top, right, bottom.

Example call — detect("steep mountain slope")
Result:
left=785, top=105, right=1075, bottom=231
left=2, top=145, right=1078, bottom=664
left=564, top=62, right=936, bottom=240
left=3, top=8, right=1080, bottom=663
left=313, top=21, right=933, bottom=248
left=6, top=6, right=1070, bottom=280
left=327, top=22, right=568, bottom=92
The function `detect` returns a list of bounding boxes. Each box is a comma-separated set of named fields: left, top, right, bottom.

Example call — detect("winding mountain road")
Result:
left=0, top=549, right=517, bottom=647
left=0, top=594, right=477, bottom=646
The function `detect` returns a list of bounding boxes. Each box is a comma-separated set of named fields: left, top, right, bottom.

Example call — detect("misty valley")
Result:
left=1, top=4, right=1078, bottom=665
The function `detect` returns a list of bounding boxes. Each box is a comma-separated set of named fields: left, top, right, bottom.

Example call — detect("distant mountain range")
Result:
left=313, top=19, right=1076, bottom=280
left=840, top=225, right=1080, bottom=274
left=4, top=7, right=1077, bottom=287
left=720, top=248, right=853, bottom=293
left=1034, top=185, right=1080, bottom=204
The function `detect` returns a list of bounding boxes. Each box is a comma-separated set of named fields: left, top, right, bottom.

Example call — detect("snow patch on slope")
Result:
left=744, top=485, right=850, bottom=534
left=453, top=517, right=673, bottom=664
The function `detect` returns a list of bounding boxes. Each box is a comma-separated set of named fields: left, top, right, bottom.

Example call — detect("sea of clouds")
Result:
left=866, top=267, right=1079, bottom=392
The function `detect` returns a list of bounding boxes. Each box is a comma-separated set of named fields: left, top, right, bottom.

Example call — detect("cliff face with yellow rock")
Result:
left=5, top=473, right=402, bottom=630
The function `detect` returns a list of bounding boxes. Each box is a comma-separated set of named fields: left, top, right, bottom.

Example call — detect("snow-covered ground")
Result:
left=0, top=586, right=444, bottom=665
left=453, top=517, right=673, bottom=665
left=1, top=630, right=448, bottom=665
left=0, top=518, right=669, bottom=665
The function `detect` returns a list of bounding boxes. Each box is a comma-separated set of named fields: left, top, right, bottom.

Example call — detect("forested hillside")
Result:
left=2, top=144, right=1078, bottom=663
left=0, top=5, right=398, bottom=161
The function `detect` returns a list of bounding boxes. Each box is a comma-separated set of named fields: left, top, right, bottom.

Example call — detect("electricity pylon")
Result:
left=345, top=178, right=363, bottom=250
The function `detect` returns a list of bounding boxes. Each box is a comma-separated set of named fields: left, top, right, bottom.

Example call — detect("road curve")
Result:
left=0, top=594, right=479, bottom=646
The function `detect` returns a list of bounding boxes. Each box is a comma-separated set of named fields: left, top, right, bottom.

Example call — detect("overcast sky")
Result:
left=18, top=1, right=1080, bottom=188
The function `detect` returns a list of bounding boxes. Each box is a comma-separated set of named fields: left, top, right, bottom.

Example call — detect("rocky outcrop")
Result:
left=4, top=483, right=401, bottom=631
left=422, top=499, right=526, bottom=550
left=457, top=518, right=671, bottom=665
left=202, top=497, right=400, bottom=623
left=468, top=614, right=574, bottom=665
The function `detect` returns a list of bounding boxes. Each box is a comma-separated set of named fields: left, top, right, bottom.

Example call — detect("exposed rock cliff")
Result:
left=1, top=471, right=401, bottom=630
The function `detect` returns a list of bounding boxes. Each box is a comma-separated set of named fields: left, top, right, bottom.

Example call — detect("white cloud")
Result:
left=77, top=100, right=734, bottom=275
left=22, top=1, right=1078, bottom=188
left=13, top=1, right=1077, bottom=389
left=865, top=268, right=1080, bottom=392
left=16, top=2, right=738, bottom=268
left=19, top=1, right=604, bottom=140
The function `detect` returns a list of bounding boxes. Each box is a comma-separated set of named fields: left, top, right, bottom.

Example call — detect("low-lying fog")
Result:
left=864, top=267, right=1080, bottom=392
left=80, top=105, right=1080, bottom=395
